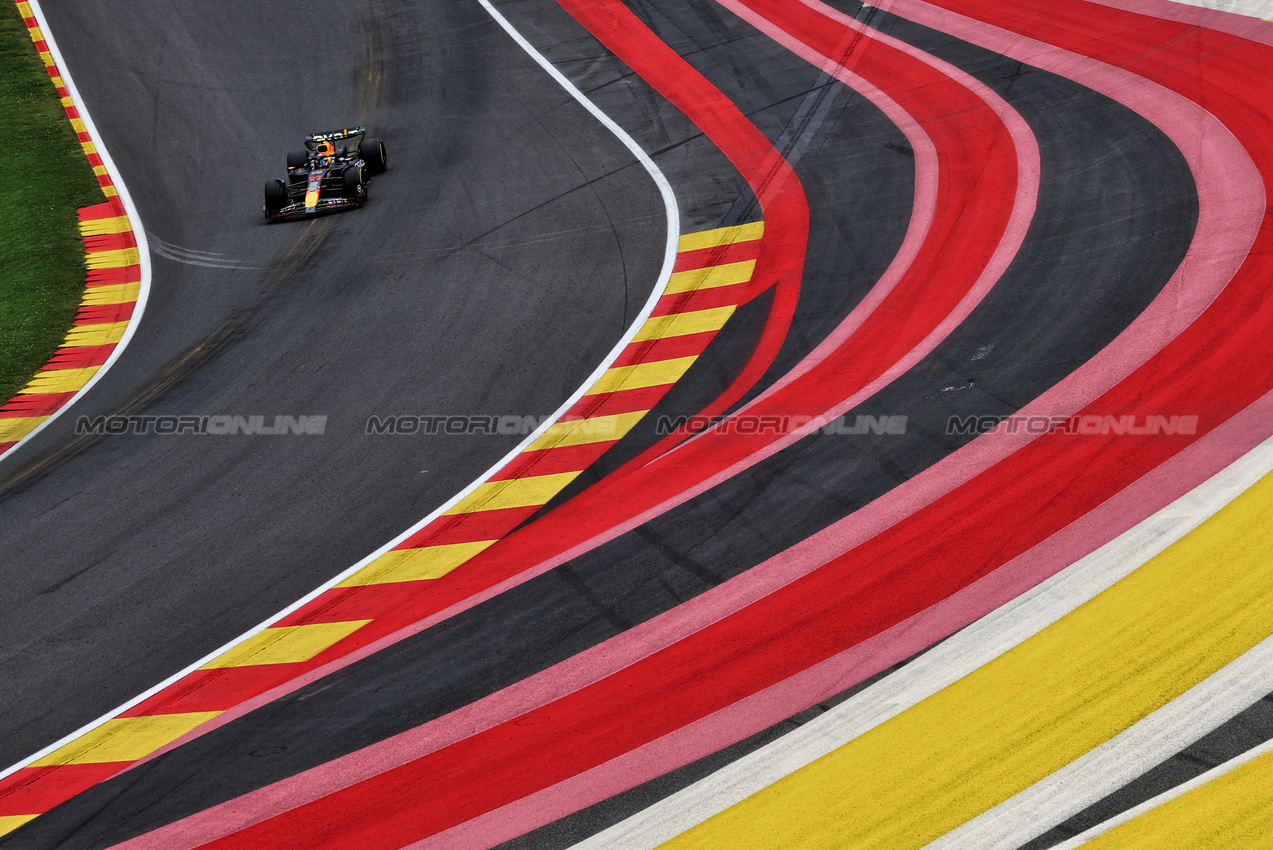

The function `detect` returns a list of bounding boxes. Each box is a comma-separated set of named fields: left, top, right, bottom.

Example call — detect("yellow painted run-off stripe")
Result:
left=1082, top=747, right=1273, bottom=849
left=201, top=620, right=371, bottom=669
left=445, top=471, right=583, bottom=515
left=677, top=221, right=764, bottom=252
left=31, top=713, right=221, bottom=767
left=661, top=462, right=1273, bottom=849
left=339, top=540, right=500, bottom=586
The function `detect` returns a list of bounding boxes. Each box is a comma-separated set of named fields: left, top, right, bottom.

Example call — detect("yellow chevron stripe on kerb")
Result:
left=63, top=321, right=129, bottom=347
left=0, top=815, right=38, bottom=839
left=201, top=620, right=370, bottom=668
left=587, top=357, right=697, bottom=395
left=634, top=307, right=736, bottom=341
left=85, top=248, right=139, bottom=269
left=446, top=472, right=582, bottom=514
left=665, top=261, right=756, bottom=295
left=32, top=713, right=221, bottom=766
left=677, top=221, right=764, bottom=252
left=18, top=366, right=99, bottom=394
left=78, top=215, right=129, bottom=236
left=527, top=410, right=647, bottom=451
left=0, top=417, right=47, bottom=442
left=339, top=540, right=499, bottom=586
left=81, top=282, right=139, bottom=306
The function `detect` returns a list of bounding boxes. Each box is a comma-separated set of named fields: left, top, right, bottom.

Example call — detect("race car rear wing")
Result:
left=305, top=127, right=366, bottom=145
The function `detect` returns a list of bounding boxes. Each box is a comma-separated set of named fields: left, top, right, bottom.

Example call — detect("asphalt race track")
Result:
left=5, top=0, right=1273, bottom=847
left=0, top=0, right=670, bottom=785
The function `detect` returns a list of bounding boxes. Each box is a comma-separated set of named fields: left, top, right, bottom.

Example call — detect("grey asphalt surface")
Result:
left=0, top=0, right=683, bottom=778
left=0, top=0, right=1203, bottom=846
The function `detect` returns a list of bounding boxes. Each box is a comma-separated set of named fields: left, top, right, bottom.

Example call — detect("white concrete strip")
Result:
left=0, top=0, right=681, bottom=785
left=568, top=435, right=1273, bottom=849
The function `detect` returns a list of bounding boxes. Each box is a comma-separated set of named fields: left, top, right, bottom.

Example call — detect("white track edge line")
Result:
left=0, top=0, right=153, bottom=466
left=568, top=434, right=1273, bottom=849
left=0, top=0, right=679, bottom=783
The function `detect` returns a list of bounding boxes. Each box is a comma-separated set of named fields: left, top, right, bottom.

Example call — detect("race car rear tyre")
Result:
left=343, top=166, right=366, bottom=199
left=359, top=137, right=386, bottom=173
left=264, top=179, right=287, bottom=215
left=286, top=149, right=307, bottom=170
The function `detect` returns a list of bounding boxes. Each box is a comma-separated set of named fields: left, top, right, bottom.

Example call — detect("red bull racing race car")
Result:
left=264, top=127, right=386, bottom=220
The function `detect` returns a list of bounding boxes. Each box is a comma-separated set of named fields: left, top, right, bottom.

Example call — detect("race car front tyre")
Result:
left=343, top=166, right=366, bottom=200
left=264, top=179, right=287, bottom=215
left=359, top=137, right=386, bottom=173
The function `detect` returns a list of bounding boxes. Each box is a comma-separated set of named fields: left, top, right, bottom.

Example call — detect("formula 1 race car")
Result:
left=263, top=127, right=386, bottom=220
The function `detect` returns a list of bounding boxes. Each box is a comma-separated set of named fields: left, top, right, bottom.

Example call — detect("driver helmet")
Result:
left=315, top=139, right=336, bottom=159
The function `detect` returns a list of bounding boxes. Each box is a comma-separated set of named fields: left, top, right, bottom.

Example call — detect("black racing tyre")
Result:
left=359, top=137, right=386, bottom=173
left=342, top=165, right=365, bottom=199
left=264, top=178, right=287, bottom=214
left=286, top=149, right=308, bottom=169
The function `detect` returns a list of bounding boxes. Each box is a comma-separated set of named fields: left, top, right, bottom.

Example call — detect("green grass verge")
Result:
left=0, top=0, right=107, bottom=403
